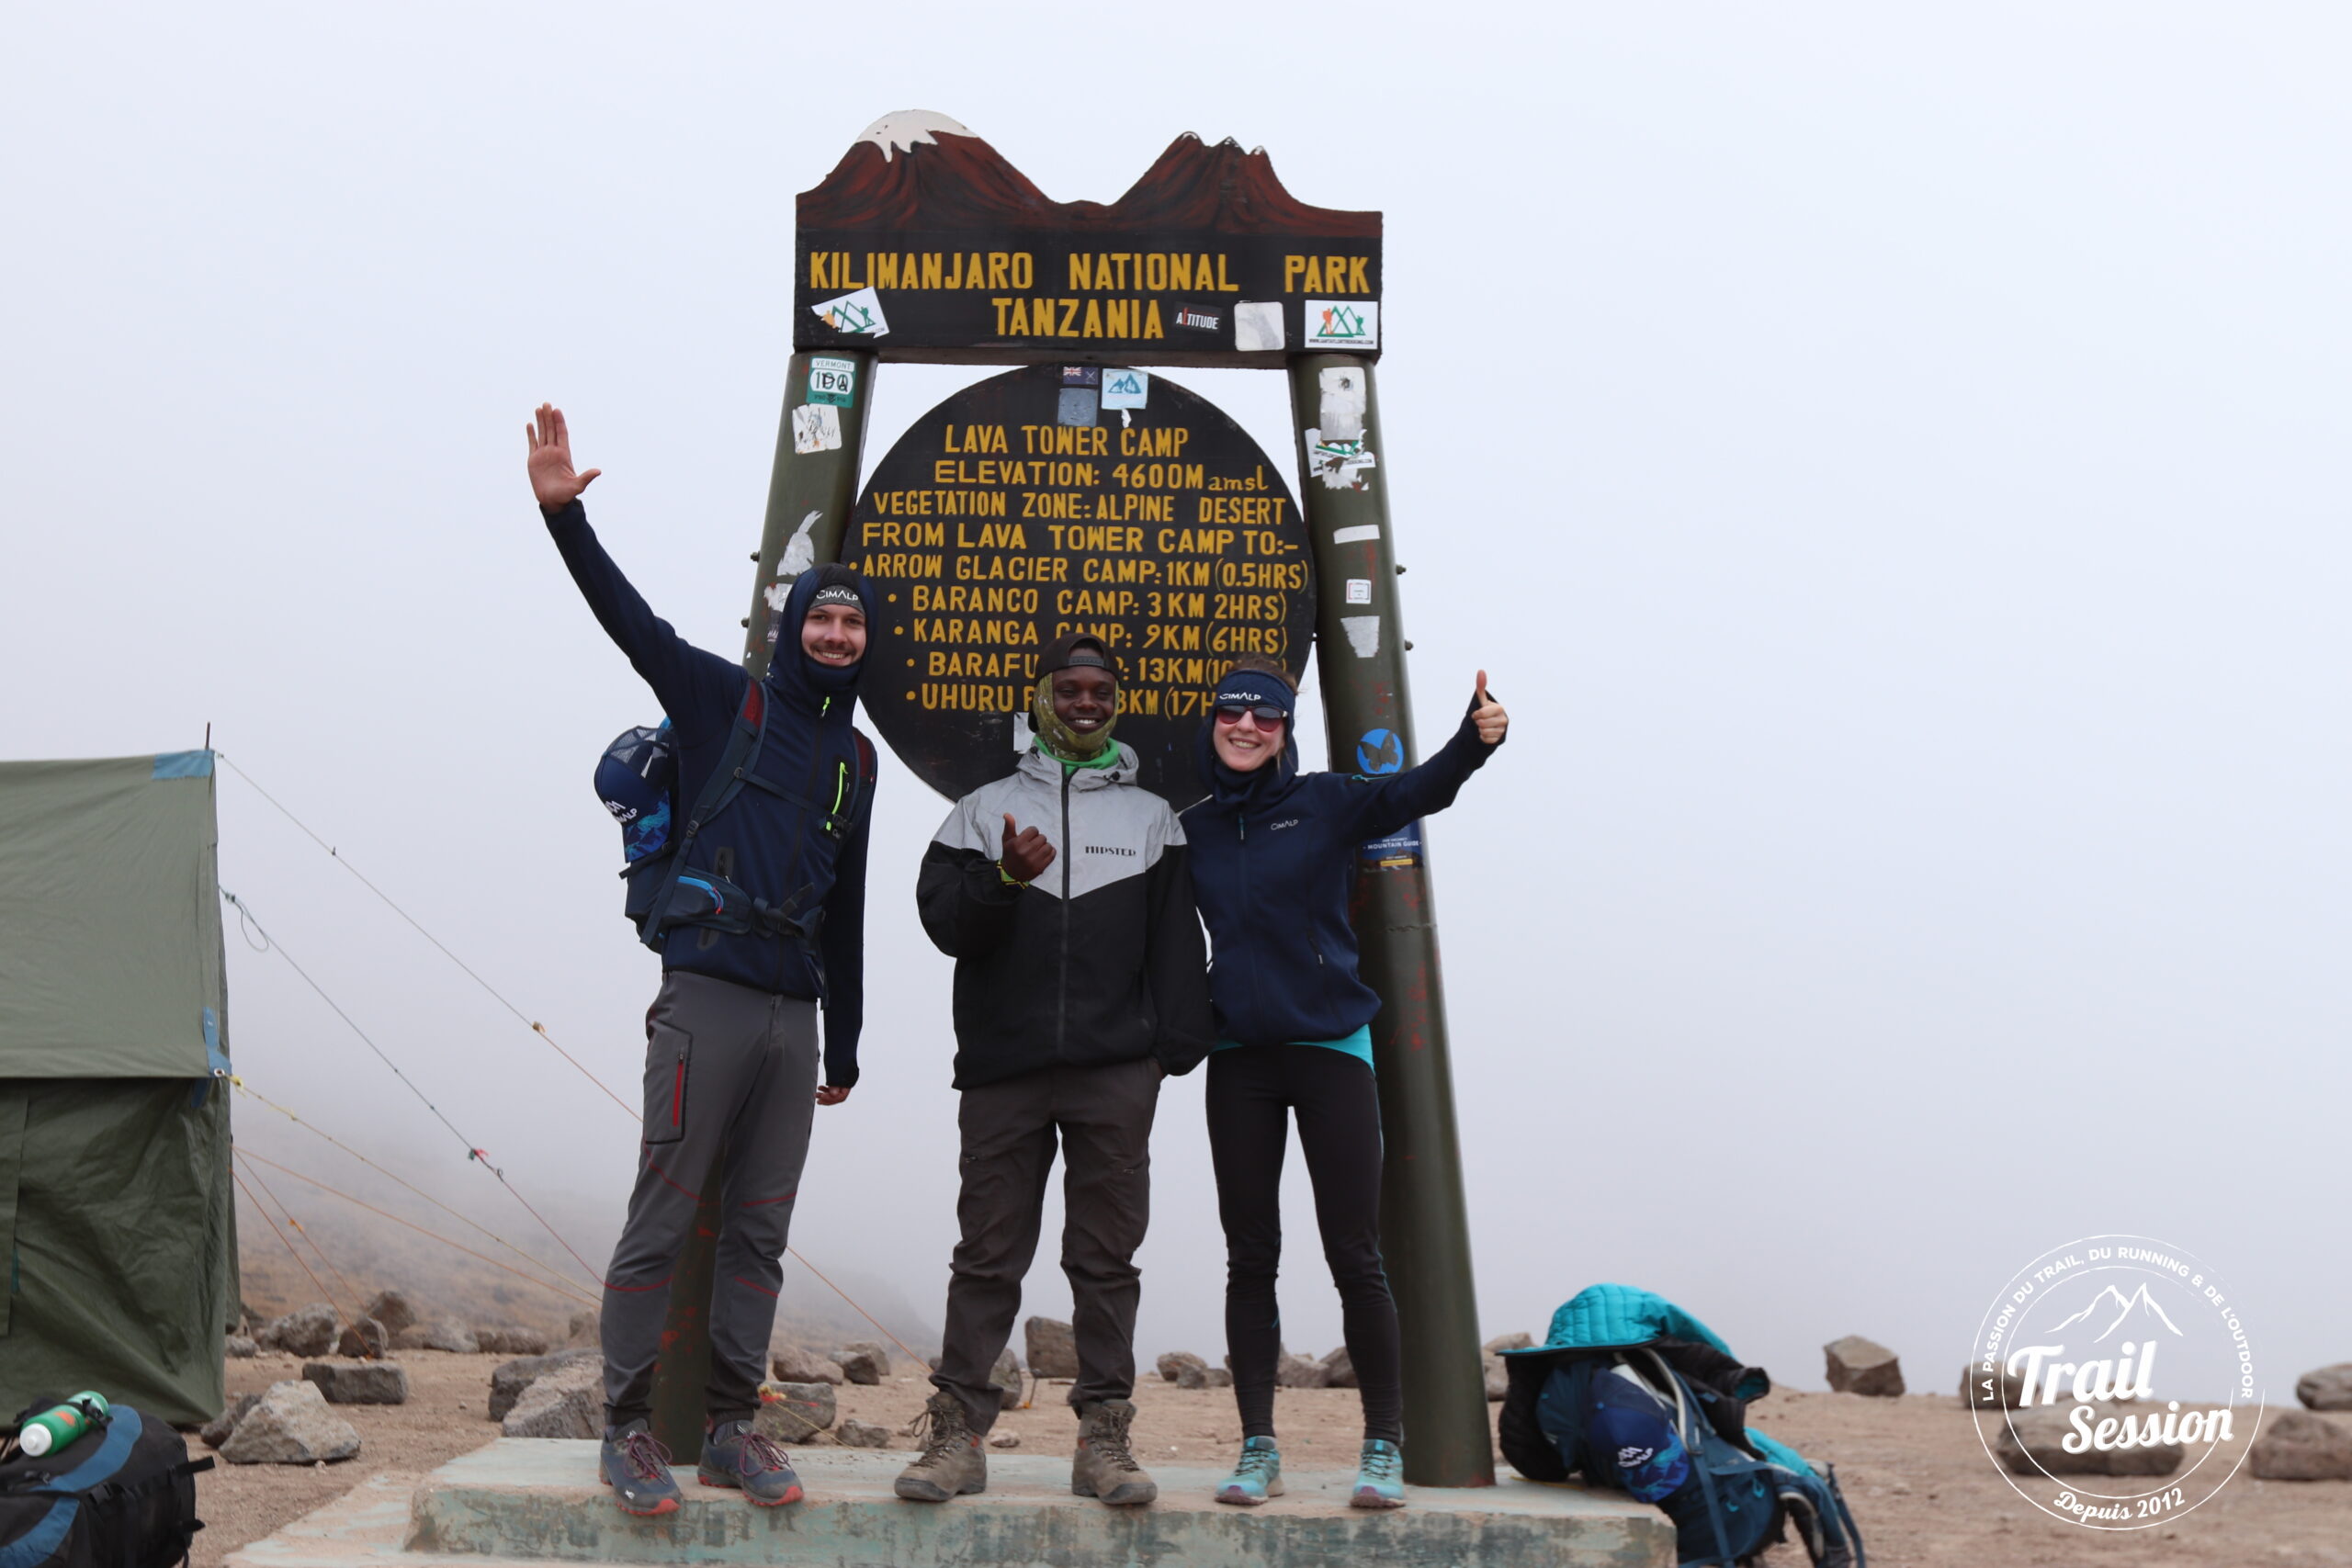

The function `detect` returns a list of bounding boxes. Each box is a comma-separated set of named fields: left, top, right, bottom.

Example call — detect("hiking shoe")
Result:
left=895, top=1393, right=987, bottom=1502
left=1071, top=1399, right=1157, bottom=1506
left=697, top=1418, right=803, bottom=1506
left=1351, top=1438, right=1406, bottom=1509
left=1213, top=1436, right=1284, bottom=1506
left=599, top=1420, right=682, bottom=1517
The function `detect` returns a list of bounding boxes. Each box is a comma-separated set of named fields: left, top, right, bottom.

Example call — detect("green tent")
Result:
left=0, top=751, right=235, bottom=1426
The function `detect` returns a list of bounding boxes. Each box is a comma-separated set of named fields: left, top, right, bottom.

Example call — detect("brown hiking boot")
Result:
left=895, top=1393, right=987, bottom=1502
left=1071, top=1398, right=1157, bottom=1506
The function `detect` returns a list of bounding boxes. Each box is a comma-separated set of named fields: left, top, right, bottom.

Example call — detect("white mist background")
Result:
left=6, top=4, right=2346, bottom=1404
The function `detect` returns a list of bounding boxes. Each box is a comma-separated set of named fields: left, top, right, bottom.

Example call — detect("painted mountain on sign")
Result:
left=2050, top=1283, right=2185, bottom=1341
left=799, top=111, right=1379, bottom=236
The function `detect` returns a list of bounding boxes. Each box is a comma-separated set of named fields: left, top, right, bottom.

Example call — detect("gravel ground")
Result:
left=197, top=1351, right=2351, bottom=1568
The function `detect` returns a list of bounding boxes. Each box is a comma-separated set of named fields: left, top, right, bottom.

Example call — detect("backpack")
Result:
left=597, top=685, right=876, bottom=952
left=1499, top=1317, right=1865, bottom=1568
left=0, top=1402, right=209, bottom=1568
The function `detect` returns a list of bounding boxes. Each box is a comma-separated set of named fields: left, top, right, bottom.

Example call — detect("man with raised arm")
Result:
left=526, top=404, right=876, bottom=1517
left=894, top=633, right=1213, bottom=1510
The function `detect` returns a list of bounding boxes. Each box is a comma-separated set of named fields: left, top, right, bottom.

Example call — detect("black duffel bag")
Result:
left=0, top=1401, right=209, bottom=1568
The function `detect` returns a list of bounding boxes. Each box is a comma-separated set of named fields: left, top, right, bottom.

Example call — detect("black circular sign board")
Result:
left=845, top=364, right=1312, bottom=807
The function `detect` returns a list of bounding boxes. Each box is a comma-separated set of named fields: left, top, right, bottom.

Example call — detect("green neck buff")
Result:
left=1032, top=674, right=1120, bottom=768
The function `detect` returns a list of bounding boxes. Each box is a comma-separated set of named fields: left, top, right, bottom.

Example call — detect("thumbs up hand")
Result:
left=1001, top=812, right=1057, bottom=884
left=1472, top=670, right=1509, bottom=745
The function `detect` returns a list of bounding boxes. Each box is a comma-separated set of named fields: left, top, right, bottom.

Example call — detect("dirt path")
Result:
left=200, top=1352, right=2351, bottom=1568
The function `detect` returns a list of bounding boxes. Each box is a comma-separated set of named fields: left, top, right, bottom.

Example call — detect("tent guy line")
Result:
left=233, top=1144, right=366, bottom=1314
left=217, top=886, right=604, bottom=1286
left=214, top=755, right=934, bottom=1356
left=232, top=1077, right=603, bottom=1303
left=217, top=750, right=640, bottom=1121
left=236, top=1146, right=601, bottom=1311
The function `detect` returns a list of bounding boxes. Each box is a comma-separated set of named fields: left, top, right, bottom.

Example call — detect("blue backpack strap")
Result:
left=639, top=682, right=768, bottom=950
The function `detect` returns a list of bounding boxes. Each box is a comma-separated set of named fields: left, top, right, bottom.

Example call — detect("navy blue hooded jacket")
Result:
left=545, top=499, right=875, bottom=1087
left=1178, top=677, right=1501, bottom=1049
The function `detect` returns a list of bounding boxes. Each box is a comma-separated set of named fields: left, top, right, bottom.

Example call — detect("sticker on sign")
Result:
left=1304, top=300, right=1378, bottom=350
left=792, top=403, right=842, bottom=455
left=810, top=287, right=888, bottom=336
left=808, top=356, right=857, bottom=406
left=1102, top=369, right=1149, bottom=410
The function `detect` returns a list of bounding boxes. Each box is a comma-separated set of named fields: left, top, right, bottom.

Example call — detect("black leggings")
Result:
left=1204, top=1043, right=1402, bottom=1444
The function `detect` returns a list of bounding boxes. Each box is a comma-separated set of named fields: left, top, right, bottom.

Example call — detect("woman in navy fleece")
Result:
left=1178, top=654, right=1509, bottom=1510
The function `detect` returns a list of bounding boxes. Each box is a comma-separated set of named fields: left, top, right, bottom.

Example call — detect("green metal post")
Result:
left=1286, top=354, right=1495, bottom=1488
left=646, top=349, right=877, bottom=1461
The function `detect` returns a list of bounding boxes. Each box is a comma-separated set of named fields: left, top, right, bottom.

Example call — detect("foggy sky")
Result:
left=6, top=4, right=2346, bottom=1403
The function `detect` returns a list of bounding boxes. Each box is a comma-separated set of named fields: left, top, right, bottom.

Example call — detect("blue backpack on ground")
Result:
left=1498, top=1285, right=1865, bottom=1568
left=0, top=1400, right=209, bottom=1568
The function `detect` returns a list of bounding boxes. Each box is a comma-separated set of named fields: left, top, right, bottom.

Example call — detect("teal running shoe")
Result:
left=1214, top=1436, right=1284, bottom=1506
left=1351, top=1438, right=1406, bottom=1509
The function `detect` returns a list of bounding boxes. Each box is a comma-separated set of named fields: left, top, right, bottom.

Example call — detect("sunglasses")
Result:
left=1214, top=704, right=1288, bottom=728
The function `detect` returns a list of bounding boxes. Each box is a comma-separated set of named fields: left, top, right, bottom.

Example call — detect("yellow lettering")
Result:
left=1349, top=256, right=1370, bottom=293
left=1144, top=299, right=1163, bottom=339
left=1217, top=254, right=1236, bottom=291
left=1170, top=254, right=1193, bottom=291
left=1284, top=255, right=1306, bottom=292
left=1069, top=254, right=1091, bottom=290
left=989, top=252, right=1011, bottom=289
left=874, top=254, right=900, bottom=289
left=809, top=253, right=832, bottom=289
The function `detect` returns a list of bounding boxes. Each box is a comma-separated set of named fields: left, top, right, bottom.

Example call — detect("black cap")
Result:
left=1037, top=631, right=1117, bottom=680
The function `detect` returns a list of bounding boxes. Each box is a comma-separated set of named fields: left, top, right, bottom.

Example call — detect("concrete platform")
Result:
left=228, top=1438, right=1672, bottom=1568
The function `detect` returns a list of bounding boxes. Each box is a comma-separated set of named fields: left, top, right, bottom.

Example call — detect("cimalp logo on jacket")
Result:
left=1971, top=1235, right=2261, bottom=1531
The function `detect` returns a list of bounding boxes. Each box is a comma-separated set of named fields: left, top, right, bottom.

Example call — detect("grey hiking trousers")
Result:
left=601, top=970, right=819, bottom=1429
left=929, top=1057, right=1161, bottom=1432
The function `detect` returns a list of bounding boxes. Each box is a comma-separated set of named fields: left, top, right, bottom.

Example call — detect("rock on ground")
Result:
left=335, top=1317, right=389, bottom=1360
left=1995, top=1405, right=2182, bottom=1476
left=989, top=1432, right=1021, bottom=1449
left=224, top=1336, right=258, bottom=1359
left=562, top=1310, right=599, bottom=1348
left=1157, top=1351, right=1206, bottom=1383
left=474, top=1326, right=549, bottom=1357
left=501, top=1360, right=601, bottom=1439
left=488, top=1349, right=601, bottom=1423
left=990, top=1347, right=1023, bottom=1409
left=2296, top=1364, right=2352, bottom=1412
left=394, top=1318, right=479, bottom=1354
left=1484, top=1332, right=1535, bottom=1354
left=256, top=1303, right=339, bottom=1359
left=362, top=1290, right=417, bottom=1337
left=2250, top=1410, right=2352, bottom=1481
left=754, top=1381, right=837, bottom=1443
left=201, top=1393, right=262, bottom=1450
left=772, top=1345, right=846, bottom=1386
left=1025, top=1316, right=1079, bottom=1379
left=1825, top=1336, right=1905, bottom=1397
left=301, top=1361, right=410, bottom=1406
left=1320, top=1347, right=1357, bottom=1389
left=1176, top=1362, right=1233, bottom=1390
left=1276, top=1351, right=1329, bottom=1389
left=837, top=1419, right=890, bottom=1449
left=1484, top=1357, right=1510, bottom=1402
left=834, top=1343, right=888, bottom=1386
left=1960, top=1364, right=2028, bottom=1409
left=220, top=1381, right=362, bottom=1465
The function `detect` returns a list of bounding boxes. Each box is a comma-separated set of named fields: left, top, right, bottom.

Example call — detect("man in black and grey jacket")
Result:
left=896, top=632, right=1212, bottom=1509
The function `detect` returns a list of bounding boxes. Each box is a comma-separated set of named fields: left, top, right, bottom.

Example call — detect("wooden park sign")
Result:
left=685, top=112, right=1494, bottom=1490
left=794, top=111, right=1381, bottom=367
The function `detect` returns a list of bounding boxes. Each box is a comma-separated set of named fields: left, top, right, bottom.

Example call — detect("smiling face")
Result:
left=1051, top=666, right=1117, bottom=738
left=1212, top=705, right=1285, bottom=773
left=801, top=603, right=867, bottom=666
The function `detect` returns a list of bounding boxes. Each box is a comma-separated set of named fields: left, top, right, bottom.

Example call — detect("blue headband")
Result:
left=1212, top=669, right=1295, bottom=719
